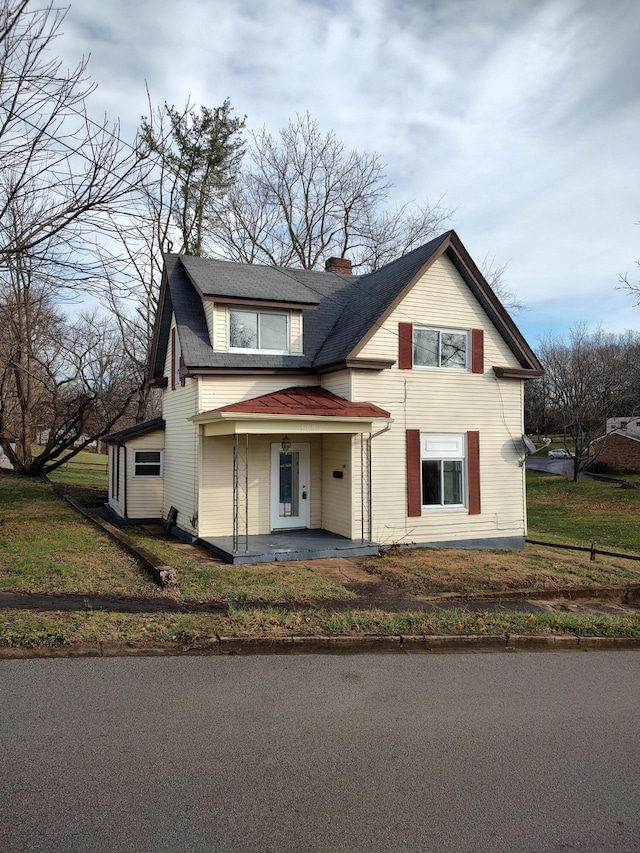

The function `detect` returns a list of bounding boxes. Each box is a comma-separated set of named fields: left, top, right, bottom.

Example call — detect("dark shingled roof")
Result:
left=180, top=255, right=320, bottom=306
left=102, top=417, right=165, bottom=444
left=149, top=230, right=542, bottom=379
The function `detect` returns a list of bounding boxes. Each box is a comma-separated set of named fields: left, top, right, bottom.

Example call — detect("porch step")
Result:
left=198, top=532, right=379, bottom=565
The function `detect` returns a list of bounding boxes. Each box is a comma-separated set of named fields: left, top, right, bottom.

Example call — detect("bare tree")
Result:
left=0, top=234, right=141, bottom=476
left=209, top=113, right=452, bottom=272
left=480, top=255, right=527, bottom=314
left=0, top=0, right=151, bottom=473
left=537, top=324, right=638, bottom=481
left=0, top=0, right=146, bottom=275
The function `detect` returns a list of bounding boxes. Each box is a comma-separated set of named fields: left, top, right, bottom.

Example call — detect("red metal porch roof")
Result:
left=201, top=386, right=391, bottom=419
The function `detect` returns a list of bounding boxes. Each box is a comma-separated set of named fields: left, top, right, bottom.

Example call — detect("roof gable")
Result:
left=148, top=231, right=542, bottom=380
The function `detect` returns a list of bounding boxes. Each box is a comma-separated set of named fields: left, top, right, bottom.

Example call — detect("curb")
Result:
left=2, top=633, right=640, bottom=659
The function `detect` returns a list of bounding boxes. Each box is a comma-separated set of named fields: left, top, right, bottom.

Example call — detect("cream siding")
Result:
left=213, top=303, right=228, bottom=351
left=290, top=310, right=303, bottom=353
left=320, top=371, right=352, bottom=400
left=200, top=375, right=319, bottom=413
left=353, top=254, right=526, bottom=546
left=162, top=318, right=199, bottom=534
left=125, top=433, right=165, bottom=519
left=321, top=434, right=354, bottom=538
left=199, top=433, right=322, bottom=536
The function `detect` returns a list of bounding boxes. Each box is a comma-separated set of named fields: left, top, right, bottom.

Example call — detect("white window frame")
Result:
left=228, top=307, right=290, bottom=354
left=420, top=433, right=466, bottom=510
left=133, top=450, right=164, bottom=478
left=413, top=326, right=469, bottom=370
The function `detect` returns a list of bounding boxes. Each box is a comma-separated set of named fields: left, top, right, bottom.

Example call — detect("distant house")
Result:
left=103, top=230, right=542, bottom=563
left=606, top=416, right=640, bottom=434
left=592, top=430, right=640, bottom=473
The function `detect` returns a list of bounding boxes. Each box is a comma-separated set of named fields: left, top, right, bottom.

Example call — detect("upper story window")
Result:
left=413, top=327, right=468, bottom=370
left=229, top=308, right=289, bottom=353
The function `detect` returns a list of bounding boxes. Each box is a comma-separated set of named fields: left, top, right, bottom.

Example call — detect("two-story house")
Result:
left=103, top=230, right=542, bottom=563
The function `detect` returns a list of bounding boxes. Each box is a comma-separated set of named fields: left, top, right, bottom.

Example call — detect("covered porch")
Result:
left=190, top=386, right=392, bottom=563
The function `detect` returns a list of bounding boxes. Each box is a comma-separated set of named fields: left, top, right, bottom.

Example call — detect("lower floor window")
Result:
left=422, top=459, right=463, bottom=506
left=421, top=434, right=465, bottom=508
left=134, top=450, right=163, bottom=477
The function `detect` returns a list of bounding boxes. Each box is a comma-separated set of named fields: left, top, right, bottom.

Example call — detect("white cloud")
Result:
left=57, top=0, right=640, bottom=340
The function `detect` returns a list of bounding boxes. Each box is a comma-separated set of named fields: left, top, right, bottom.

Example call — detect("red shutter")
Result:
left=171, top=328, right=176, bottom=390
left=406, top=429, right=422, bottom=517
left=179, top=354, right=186, bottom=387
left=467, top=431, right=481, bottom=515
left=471, top=329, right=484, bottom=374
left=399, top=323, right=413, bottom=370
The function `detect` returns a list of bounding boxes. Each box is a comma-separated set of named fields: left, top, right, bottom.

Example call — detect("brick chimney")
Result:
left=325, top=257, right=352, bottom=275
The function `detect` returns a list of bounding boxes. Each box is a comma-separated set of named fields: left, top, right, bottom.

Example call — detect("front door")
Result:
left=270, top=443, right=310, bottom=530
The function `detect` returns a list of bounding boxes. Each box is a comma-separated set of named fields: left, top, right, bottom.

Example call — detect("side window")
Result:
left=400, top=324, right=483, bottom=373
left=134, top=450, right=163, bottom=477
left=407, top=430, right=480, bottom=516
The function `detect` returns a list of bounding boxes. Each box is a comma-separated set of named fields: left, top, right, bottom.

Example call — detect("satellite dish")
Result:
left=522, top=435, right=536, bottom=454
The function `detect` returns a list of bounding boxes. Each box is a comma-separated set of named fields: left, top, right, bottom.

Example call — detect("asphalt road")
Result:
left=2, top=653, right=639, bottom=853
left=525, top=455, right=575, bottom=476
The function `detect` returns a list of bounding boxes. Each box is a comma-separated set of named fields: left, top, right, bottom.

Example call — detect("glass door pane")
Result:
left=279, top=451, right=299, bottom=517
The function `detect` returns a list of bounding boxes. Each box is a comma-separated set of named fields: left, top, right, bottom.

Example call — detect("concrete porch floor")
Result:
left=199, top=529, right=379, bottom=564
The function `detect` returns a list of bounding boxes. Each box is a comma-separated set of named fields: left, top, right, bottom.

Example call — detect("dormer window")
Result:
left=229, top=308, right=290, bottom=353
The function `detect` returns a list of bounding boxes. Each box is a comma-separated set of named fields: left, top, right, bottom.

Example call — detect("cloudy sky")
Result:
left=58, top=0, right=640, bottom=345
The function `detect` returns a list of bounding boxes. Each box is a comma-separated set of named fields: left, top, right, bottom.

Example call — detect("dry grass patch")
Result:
left=128, top=527, right=356, bottom=603
left=357, top=545, right=640, bottom=596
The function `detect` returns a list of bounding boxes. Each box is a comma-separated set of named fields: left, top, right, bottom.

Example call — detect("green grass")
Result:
left=127, top=527, right=355, bottom=603
left=1, top=606, right=638, bottom=648
left=0, top=472, right=160, bottom=596
left=526, top=471, right=640, bottom=554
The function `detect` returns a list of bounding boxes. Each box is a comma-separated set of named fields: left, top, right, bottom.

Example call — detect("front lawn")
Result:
left=527, top=471, right=640, bottom=553
left=0, top=473, right=159, bottom=597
